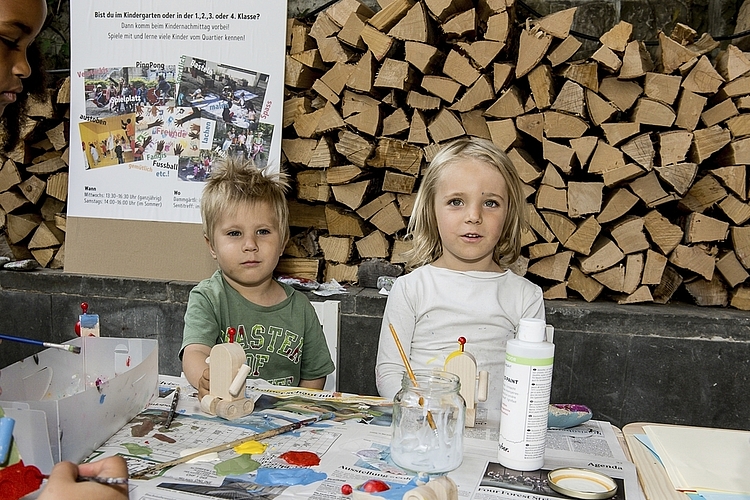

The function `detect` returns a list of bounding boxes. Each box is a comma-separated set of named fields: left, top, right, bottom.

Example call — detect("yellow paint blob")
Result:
left=233, top=440, right=267, bottom=455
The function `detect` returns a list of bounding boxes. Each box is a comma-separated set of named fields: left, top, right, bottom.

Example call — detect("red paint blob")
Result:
left=361, top=480, right=390, bottom=493
left=341, top=484, right=353, bottom=495
left=0, top=461, right=44, bottom=499
left=279, top=450, right=320, bottom=466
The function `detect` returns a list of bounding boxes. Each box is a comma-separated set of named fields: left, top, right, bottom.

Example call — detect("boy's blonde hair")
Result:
left=405, top=137, right=526, bottom=270
left=201, top=156, right=290, bottom=245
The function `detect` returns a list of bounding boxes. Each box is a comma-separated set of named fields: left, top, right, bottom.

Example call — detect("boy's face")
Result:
left=433, top=158, right=508, bottom=272
left=207, top=200, right=286, bottom=291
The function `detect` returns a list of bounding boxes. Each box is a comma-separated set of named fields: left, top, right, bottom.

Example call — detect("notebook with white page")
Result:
left=643, top=425, right=750, bottom=495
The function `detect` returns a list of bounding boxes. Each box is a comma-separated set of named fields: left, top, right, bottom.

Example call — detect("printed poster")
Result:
left=69, top=1, right=286, bottom=224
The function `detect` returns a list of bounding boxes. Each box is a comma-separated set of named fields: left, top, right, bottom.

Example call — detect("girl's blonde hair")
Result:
left=404, top=137, right=526, bottom=270
left=201, top=156, right=290, bottom=245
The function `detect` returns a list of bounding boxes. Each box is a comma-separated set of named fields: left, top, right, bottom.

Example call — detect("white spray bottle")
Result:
left=498, top=318, right=555, bottom=471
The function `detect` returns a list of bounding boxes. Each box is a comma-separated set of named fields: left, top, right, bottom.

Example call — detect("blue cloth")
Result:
left=254, top=467, right=327, bottom=486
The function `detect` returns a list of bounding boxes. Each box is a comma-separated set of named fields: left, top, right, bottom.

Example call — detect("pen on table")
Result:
left=165, top=386, right=180, bottom=429
left=42, top=474, right=129, bottom=485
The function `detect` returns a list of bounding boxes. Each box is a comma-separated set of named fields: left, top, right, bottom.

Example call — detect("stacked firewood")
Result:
left=0, top=77, right=70, bottom=269
left=280, top=0, right=750, bottom=310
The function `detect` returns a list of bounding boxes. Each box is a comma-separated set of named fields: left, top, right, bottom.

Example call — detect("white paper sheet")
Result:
left=644, top=425, right=750, bottom=495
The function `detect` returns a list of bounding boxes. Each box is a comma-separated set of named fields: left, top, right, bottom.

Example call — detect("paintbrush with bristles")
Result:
left=0, top=334, right=81, bottom=354
left=388, top=323, right=438, bottom=432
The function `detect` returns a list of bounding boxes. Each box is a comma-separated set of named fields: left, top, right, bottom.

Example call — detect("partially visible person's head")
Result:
left=201, top=156, right=290, bottom=247
left=0, top=0, right=46, bottom=117
left=0, top=0, right=47, bottom=147
left=405, top=136, right=526, bottom=270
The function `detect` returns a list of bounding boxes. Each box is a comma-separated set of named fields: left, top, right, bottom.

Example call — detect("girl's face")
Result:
left=0, top=0, right=46, bottom=116
left=432, top=158, right=509, bottom=272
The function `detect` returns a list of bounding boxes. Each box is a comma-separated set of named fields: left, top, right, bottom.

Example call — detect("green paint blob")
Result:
left=214, top=455, right=260, bottom=476
left=121, top=443, right=153, bottom=455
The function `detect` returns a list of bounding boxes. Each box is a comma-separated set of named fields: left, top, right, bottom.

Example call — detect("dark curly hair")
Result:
left=1, top=42, right=48, bottom=152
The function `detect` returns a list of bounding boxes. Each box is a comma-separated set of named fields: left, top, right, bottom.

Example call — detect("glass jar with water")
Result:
left=390, top=370, right=465, bottom=474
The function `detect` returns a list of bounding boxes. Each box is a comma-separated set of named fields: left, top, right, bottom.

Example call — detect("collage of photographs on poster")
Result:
left=79, top=56, right=274, bottom=183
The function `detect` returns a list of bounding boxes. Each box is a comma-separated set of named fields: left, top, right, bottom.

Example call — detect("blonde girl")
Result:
left=375, top=137, right=545, bottom=411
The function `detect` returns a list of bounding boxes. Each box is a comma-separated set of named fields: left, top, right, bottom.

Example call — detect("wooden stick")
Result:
left=130, top=412, right=335, bottom=478
left=388, top=324, right=437, bottom=431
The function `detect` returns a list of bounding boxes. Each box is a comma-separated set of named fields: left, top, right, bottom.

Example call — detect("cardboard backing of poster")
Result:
left=65, top=217, right=217, bottom=281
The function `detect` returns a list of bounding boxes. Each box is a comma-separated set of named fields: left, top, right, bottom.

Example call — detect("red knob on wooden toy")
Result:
left=458, top=336, right=466, bottom=352
left=228, top=327, right=236, bottom=343
left=81, top=302, right=89, bottom=314
left=75, top=321, right=81, bottom=337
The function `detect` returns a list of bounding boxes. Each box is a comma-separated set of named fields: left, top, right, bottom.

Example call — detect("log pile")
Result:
left=281, top=0, right=750, bottom=310
left=0, top=77, right=70, bottom=270
left=3, top=0, right=750, bottom=310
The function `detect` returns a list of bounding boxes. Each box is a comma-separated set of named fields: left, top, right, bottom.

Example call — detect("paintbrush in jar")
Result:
left=388, top=324, right=438, bottom=432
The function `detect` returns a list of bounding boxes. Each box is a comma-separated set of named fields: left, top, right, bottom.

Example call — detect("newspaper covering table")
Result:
left=87, top=376, right=645, bottom=500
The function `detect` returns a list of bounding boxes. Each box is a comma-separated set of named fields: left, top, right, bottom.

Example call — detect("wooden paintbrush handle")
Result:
left=389, top=324, right=438, bottom=431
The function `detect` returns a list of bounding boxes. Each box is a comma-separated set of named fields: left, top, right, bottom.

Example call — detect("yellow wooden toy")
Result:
left=199, top=328, right=255, bottom=420
left=444, top=337, right=488, bottom=427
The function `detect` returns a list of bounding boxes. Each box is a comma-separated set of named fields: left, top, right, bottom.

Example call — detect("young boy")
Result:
left=181, top=157, right=334, bottom=399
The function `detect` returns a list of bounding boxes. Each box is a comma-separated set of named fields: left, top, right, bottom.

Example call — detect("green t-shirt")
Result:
left=181, top=271, right=334, bottom=386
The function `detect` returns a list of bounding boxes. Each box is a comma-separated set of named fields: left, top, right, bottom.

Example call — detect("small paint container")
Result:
left=0, top=416, right=15, bottom=463
left=377, top=276, right=396, bottom=291
left=547, top=468, right=618, bottom=499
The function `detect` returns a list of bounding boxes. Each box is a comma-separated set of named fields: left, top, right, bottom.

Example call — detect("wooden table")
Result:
left=622, top=422, right=690, bottom=500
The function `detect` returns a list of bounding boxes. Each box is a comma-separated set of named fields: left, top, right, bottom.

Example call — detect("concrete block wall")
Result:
left=1, top=270, right=748, bottom=431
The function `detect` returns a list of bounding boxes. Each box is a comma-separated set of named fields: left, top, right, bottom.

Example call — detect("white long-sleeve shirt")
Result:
left=375, top=264, right=545, bottom=411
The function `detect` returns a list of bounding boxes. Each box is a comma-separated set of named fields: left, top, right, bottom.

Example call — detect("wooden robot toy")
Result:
left=444, top=337, right=488, bottom=427
left=200, top=328, right=255, bottom=420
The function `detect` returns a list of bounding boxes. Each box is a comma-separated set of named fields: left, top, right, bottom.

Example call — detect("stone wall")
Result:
left=1, top=270, right=748, bottom=431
